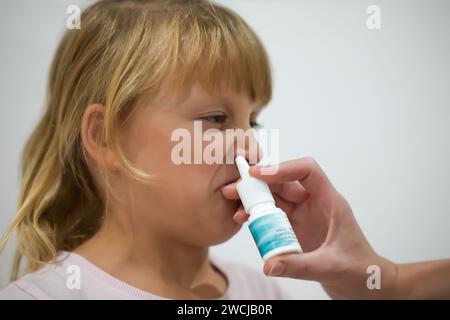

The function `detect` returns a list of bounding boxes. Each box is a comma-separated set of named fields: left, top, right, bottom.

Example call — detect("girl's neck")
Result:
left=73, top=213, right=228, bottom=299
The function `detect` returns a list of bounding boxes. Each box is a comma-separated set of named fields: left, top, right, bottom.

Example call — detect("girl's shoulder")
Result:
left=0, top=252, right=84, bottom=300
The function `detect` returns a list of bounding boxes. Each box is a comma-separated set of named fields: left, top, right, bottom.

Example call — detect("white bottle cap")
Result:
left=235, top=156, right=276, bottom=215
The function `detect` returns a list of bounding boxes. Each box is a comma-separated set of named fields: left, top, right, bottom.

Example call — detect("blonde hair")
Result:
left=0, top=0, right=272, bottom=281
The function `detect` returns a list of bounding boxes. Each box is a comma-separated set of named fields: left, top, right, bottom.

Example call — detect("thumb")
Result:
left=263, top=251, right=329, bottom=281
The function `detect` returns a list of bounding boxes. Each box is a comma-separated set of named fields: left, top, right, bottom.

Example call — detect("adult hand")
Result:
left=222, top=157, right=398, bottom=299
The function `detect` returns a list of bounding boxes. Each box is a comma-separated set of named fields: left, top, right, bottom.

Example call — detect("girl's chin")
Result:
left=192, top=197, right=242, bottom=245
left=216, top=194, right=240, bottom=214
left=204, top=218, right=242, bottom=246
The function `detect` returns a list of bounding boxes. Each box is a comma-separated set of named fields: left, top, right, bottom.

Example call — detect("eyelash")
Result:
left=200, top=115, right=261, bottom=128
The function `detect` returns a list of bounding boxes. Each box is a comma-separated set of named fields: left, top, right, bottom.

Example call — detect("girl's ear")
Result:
left=81, top=104, right=120, bottom=171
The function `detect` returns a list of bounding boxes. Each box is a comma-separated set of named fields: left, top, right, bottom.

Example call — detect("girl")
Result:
left=0, top=0, right=287, bottom=299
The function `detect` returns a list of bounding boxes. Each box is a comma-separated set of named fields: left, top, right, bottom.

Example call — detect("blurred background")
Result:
left=1, top=0, right=449, bottom=299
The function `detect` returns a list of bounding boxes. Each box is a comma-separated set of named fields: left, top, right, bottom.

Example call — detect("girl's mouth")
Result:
left=216, top=176, right=240, bottom=192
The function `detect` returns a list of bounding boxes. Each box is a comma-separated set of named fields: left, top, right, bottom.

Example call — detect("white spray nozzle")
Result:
left=235, top=156, right=275, bottom=214
left=235, top=156, right=250, bottom=178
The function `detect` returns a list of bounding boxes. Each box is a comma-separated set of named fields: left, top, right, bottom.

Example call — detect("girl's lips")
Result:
left=217, top=177, right=239, bottom=191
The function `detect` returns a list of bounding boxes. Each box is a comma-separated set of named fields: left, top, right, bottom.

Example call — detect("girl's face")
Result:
left=114, top=83, right=263, bottom=247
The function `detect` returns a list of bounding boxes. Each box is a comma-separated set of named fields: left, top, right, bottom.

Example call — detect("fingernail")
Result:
left=221, top=185, right=232, bottom=193
left=233, top=211, right=243, bottom=220
left=268, top=262, right=285, bottom=276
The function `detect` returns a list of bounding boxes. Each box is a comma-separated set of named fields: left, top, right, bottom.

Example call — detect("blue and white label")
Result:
left=248, top=212, right=299, bottom=258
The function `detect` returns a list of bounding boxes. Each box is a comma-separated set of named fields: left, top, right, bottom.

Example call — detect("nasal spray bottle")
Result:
left=235, top=156, right=302, bottom=262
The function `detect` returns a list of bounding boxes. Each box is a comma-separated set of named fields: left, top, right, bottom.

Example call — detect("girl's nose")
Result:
left=232, top=128, right=264, bottom=166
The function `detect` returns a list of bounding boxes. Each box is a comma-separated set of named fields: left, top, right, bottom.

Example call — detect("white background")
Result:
left=1, top=0, right=449, bottom=299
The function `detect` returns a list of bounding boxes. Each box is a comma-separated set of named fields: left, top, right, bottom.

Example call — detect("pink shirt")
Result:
left=0, top=251, right=289, bottom=299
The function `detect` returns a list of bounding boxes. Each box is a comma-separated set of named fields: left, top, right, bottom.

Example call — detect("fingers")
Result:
left=221, top=182, right=239, bottom=200
left=273, top=193, right=295, bottom=216
left=263, top=250, right=329, bottom=281
left=232, top=204, right=249, bottom=224
left=229, top=194, right=293, bottom=224
left=270, top=181, right=309, bottom=204
left=222, top=180, right=308, bottom=204
left=223, top=157, right=332, bottom=200
left=249, top=157, right=334, bottom=197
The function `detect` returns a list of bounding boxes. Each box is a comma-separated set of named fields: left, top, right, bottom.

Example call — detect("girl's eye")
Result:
left=200, top=114, right=227, bottom=125
left=250, top=121, right=262, bottom=129
left=199, top=114, right=261, bottom=128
